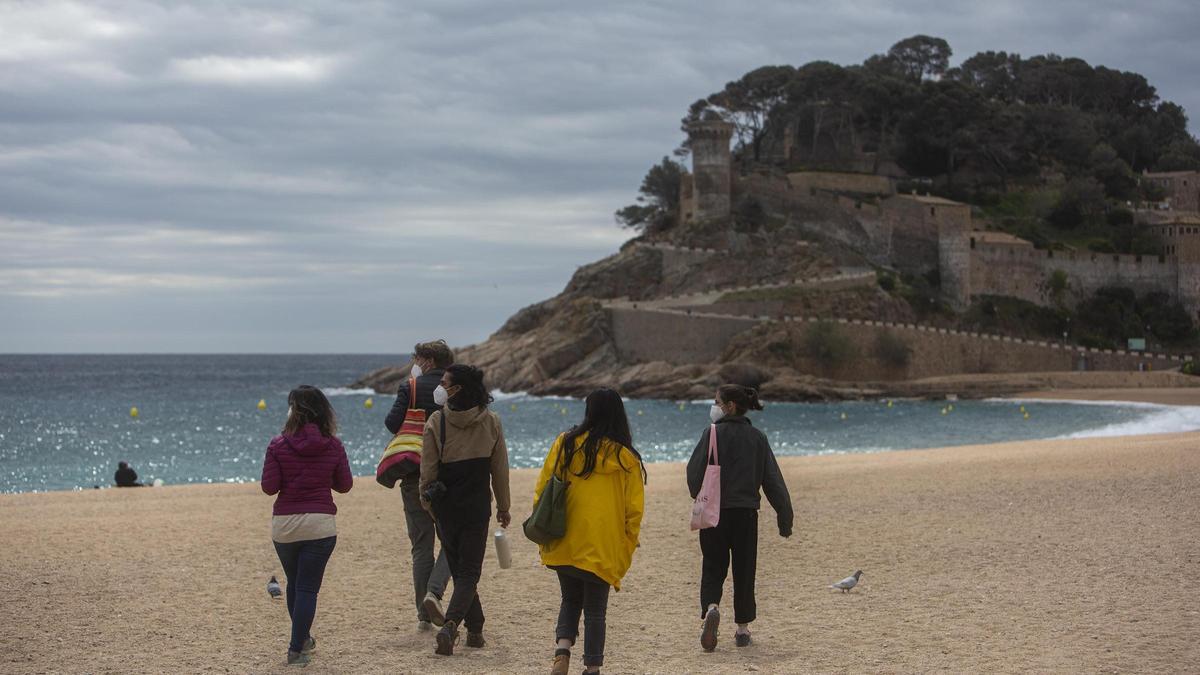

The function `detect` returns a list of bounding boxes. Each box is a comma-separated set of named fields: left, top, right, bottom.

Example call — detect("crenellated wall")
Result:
left=969, top=242, right=1178, bottom=306
left=607, top=307, right=1188, bottom=380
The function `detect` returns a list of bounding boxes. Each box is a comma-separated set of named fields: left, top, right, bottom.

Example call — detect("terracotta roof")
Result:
left=893, top=194, right=967, bottom=206
left=1143, top=170, right=1200, bottom=179
left=971, top=231, right=1033, bottom=246
left=1152, top=214, right=1200, bottom=226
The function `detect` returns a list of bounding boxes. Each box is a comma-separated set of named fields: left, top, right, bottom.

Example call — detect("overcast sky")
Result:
left=2, top=0, right=1197, bottom=353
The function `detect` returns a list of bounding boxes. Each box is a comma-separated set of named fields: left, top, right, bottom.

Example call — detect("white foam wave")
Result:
left=490, top=390, right=579, bottom=402
left=324, top=387, right=376, bottom=397
left=1057, top=405, right=1200, bottom=439
left=987, top=397, right=1172, bottom=410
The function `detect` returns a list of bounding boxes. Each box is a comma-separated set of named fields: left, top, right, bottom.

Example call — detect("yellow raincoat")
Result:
left=533, top=432, right=644, bottom=590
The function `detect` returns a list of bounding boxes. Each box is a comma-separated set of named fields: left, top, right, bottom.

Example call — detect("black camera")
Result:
left=422, top=480, right=447, bottom=503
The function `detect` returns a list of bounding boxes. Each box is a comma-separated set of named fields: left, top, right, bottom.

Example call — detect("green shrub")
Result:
left=878, top=273, right=897, bottom=292
left=873, top=330, right=912, bottom=368
left=803, top=321, right=858, bottom=367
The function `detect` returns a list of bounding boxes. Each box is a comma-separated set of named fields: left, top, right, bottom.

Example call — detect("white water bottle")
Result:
left=493, top=529, right=512, bottom=569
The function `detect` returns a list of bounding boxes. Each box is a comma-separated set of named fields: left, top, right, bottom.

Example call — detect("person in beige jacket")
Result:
left=420, top=364, right=511, bottom=657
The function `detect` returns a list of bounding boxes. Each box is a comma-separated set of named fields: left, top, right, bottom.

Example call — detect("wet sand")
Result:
left=2, top=432, right=1198, bottom=674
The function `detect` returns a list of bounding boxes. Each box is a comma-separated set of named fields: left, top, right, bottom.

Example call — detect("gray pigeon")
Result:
left=830, top=570, right=863, bottom=593
left=267, top=575, right=282, bottom=599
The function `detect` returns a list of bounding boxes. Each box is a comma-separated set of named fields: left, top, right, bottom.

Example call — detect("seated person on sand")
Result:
left=114, top=461, right=144, bottom=487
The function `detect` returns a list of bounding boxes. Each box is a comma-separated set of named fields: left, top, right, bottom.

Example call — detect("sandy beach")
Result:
left=1012, top=387, right=1200, bottom=406
left=2, top=429, right=1198, bottom=674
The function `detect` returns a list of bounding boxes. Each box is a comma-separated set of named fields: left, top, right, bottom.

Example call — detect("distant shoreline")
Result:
left=1005, top=387, right=1200, bottom=407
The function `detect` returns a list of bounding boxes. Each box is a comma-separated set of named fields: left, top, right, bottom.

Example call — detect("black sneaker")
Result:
left=735, top=632, right=752, bottom=647
left=465, top=631, right=485, bottom=648
left=700, top=606, right=720, bottom=652
left=286, top=650, right=310, bottom=667
left=435, top=620, right=458, bottom=656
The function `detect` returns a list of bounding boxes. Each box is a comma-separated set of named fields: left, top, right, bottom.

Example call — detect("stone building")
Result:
left=1143, top=170, right=1200, bottom=212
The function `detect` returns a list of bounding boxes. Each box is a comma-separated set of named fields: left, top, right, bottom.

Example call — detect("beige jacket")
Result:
left=420, top=405, right=511, bottom=513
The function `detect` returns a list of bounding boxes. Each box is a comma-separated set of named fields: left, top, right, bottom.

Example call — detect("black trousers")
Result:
left=436, top=514, right=489, bottom=633
left=699, top=508, right=758, bottom=624
left=555, top=570, right=611, bottom=667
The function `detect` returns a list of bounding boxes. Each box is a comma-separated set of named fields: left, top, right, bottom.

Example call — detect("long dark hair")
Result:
left=283, top=385, right=338, bottom=437
left=558, top=388, right=646, bottom=484
left=445, top=364, right=493, bottom=409
left=717, top=384, right=764, bottom=416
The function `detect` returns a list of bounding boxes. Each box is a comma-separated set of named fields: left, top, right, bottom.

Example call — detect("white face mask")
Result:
left=433, top=385, right=449, bottom=406
left=410, top=363, right=424, bottom=379
left=709, top=404, right=725, bottom=423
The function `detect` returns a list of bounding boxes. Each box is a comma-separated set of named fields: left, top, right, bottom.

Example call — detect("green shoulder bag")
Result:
left=523, top=469, right=568, bottom=545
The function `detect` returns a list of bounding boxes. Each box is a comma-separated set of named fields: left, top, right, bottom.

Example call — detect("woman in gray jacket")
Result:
left=686, top=384, right=793, bottom=652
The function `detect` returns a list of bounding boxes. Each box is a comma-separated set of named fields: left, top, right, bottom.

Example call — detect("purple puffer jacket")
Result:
left=261, top=423, right=353, bottom=516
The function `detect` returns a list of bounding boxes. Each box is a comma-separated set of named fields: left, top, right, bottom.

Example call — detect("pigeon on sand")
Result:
left=830, top=570, right=863, bottom=592
left=267, top=575, right=282, bottom=599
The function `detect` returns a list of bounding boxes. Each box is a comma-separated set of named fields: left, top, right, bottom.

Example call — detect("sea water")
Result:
left=1, top=354, right=1196, bottom=493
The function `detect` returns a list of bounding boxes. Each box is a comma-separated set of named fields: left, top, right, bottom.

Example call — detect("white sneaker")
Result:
left=423, top=592, right=446, bottom=627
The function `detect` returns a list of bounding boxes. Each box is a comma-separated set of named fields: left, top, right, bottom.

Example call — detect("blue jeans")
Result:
left=273, top=536, right=337, bottom=653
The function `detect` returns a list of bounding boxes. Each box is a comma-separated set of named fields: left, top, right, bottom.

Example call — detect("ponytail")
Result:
left=717, top=384, right=764, bottom=416
left=445, top=364, right=493, bottom=409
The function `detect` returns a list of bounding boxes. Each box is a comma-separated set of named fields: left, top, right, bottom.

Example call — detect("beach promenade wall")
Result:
left=607, top=307, right=1186, bottom=380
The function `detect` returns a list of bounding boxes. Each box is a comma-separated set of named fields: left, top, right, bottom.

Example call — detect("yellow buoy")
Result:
left=840, top=412, right=847, bottom=420
left=1020, top=405, right=1026, bottom=413
left=678, top=403, right=686, bottom=411
left=510, top=404, right=518, bottom=412
left=129, top=406, right=139, bottom=419
left=561, top=408, right=568, bottom=415
left=941, top=408, right=948, bottom=415
left=1023, top=412, right=1030, bottom=420
left=638, top=410, right=644, bottom=416
left=886, top=400, right=893, bottom=408
left=364, top=397, right=374, bottom=409
left=947, top=404, right=954, bottom=412
left=257, top=399, right=267, bottom=411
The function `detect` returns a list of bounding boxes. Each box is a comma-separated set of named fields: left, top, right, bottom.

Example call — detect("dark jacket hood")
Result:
left=282, top=423, right=336, bottom=456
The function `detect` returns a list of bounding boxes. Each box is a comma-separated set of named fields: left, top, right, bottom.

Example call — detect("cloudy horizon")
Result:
left=3, top=0, right=1197, bottom=353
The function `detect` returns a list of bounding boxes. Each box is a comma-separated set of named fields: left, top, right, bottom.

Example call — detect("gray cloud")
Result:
left=2, top=0, right=1197, bottom=352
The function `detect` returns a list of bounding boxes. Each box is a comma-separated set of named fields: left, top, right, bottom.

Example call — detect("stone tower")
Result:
left=687, top=120, right=735, bottom=222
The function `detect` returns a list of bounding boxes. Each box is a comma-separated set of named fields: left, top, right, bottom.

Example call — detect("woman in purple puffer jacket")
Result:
left=261, top=385, right=353, bottom=667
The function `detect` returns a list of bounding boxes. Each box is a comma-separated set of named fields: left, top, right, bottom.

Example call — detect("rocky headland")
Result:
left=351, top=223, right=1198, bottom=401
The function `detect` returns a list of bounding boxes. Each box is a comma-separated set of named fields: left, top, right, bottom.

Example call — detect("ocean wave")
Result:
left=1056, top=405, right=1200, bottom=439
left=987, top=397, right=1171, bottom=410
left=323, top=387, right=376, bottom=397
left=490, top=390, right=579, bottom=402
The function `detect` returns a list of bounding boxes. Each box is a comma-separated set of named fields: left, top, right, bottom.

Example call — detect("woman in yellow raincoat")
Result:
left=534, top=388, right=645, bottom=675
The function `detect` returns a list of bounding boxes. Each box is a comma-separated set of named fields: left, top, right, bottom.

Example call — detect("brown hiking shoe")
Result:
left=700, top=606, right=720, bottom=652
left=550, top=651, right=570, bottom=675
left=465, top=631, right=485, bottom=648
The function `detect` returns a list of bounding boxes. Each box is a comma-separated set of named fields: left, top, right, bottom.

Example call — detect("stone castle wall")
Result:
left=970, top=243, right=1178, bottom=306
left=609, top=307, right=759, bottom=364
left=787, top=171, right=895, bottom=196
left=608, top=307, right=1185, bottom=381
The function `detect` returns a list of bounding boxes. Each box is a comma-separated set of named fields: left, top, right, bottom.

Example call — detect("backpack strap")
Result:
left=407, top=377, right=417, bottom=412
left=439, top=409, right=447, bottom=458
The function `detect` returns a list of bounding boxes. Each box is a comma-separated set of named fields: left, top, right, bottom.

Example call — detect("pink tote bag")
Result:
left=690, top=424, right=721, bottom=530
